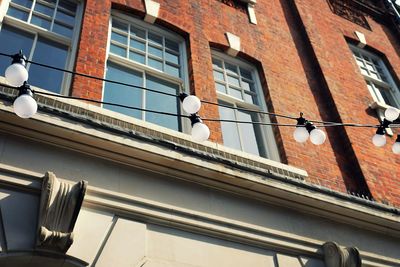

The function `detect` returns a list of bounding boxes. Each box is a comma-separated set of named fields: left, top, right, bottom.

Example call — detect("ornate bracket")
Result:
left=36, top=172, right=87, bottom=253
left=323, top=242, right=362, bottom=267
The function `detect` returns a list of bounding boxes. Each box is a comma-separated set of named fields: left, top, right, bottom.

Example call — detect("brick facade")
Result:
left=70, top=0, right=400, bottom=206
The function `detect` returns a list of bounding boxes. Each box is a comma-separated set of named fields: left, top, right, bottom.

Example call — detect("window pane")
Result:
left=7, top=7, right=29, bottom=21
left=130, top=39, right=145, bottom=51
left=131, top=26, right=145, bottom=39
left=148, top=45, right=163, bottom=58
left=34, top=3, right=54, bottom=17
left=53, top=22, right=73, bottom=37
left=112, top=20, right=128, bottom=32
left=213, top=70, right=224, bottom=81
left=165, top=64, right=180, bottom=77
left=0, top=25, right=34, bottom=77
left=225, top=62, right=238, bottom=75
left=244, top=92, right=257, bottom=104
left=146, top=75, right=179, bottom=130
left=229, top=87, right=242, bottom=99
left=129, top=51, right=145, bottom=64
left=31, top=15, right=51, bottom=30
left=10, top=0, right=33, bottom=8
left=218, top=103, right=241, bottom=150
left=215, top=82, right=226, bottom=93
left=237, top=111, right=260, bottom=156
left=148, top=32, right=162, bottom=45
left=103, top=62, right=143, bottom=119
left=240, top=67, right=252, bottom=80
left=111, top=31, right=127, bottom=45
left=165, top=51, right=179, bottom=65
left=148, top=58, right=163, bottom=71
left=227, top=75, right=240, bottom=86
left=29, top=37, right=68, bottom=93
left=110, top=44, right=126, bottom=57
left=55, top=10, right=75, bottom=26
left=58, top=0, right=76, bottom=13
left=165, top=39, right=179, bottom=52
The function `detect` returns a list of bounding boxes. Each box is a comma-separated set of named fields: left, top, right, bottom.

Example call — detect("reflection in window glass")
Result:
left=218, top=102, right=241, bottom=151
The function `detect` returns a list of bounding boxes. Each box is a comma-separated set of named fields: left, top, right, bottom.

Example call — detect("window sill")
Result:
left=0, top=82, right=307, bottom=181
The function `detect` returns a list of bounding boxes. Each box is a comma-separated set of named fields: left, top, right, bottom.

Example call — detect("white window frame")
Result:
left=212, top=50, right=280, bottom=161
left=104, top=11, right=190, bottom=133
left=350, top=44, right=400, bottom=109
left=0, top=0, right=83, bottom=95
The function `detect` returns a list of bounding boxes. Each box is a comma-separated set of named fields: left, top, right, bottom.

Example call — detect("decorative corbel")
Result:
left=323, top=242, right=362, bottom=267
left=36, top=172, right=87, bottom=253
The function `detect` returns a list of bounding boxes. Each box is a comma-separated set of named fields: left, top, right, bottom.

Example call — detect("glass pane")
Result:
left=148, top=58, right=163, bottom=71
left=148, top=32, right=162, bottom=45
left=29, top=37, right=68, bottom=93
left=225, top=62, right=238, bottom=75
left=377, top=86, right=398, bottom=108
left=240, top=67, right=252, bottom=80
left=213, top=70, right=224, bottom=81
left=212, top=58, right=223, bottom=69
left=7, top=7, right=29, bottom=21
left=58, top=0, right=77, bottom=13
left=360, top=67, right=368, bottom=76
left=34, top=3, right=54, bottom=17
left=165, top=64, right=180, bottom=77
left=130, top=39, right=145, bottom=51
left=55, top=10, right=75, bottom=26
left=227, top=75, right=240, bottom=86
left=244, top=93, right=258, bottom=104
left=355, top=58, right=365, bottom=67
left=148, top=45, right=162, bottom=58
left=241, top=79, right=254, bottom=91
left=131, top=26, right=145, bottom=39
left=229, top=87, right=242, bottom=99
left=11, top=0, right=33, bottom=8
left=103, top=62, right=143, bottom=119
left=146, top=75, right=179, bottom=130
left=165, top=51, right=179, bottom=65
left=31, top=15, right=51, bottom=30
left=215, top=82, right=226, bottom=93
left=0, top=25, right=34, bottom=77
left=112, top=20, right=128, bottom=32
left=366, top=63, right=375, bottom=72
left=110, top=44, right=126, bottom=57
left=129, top=51, right=145, bottom=64
left=111, top=31, right=127, bottom=45
left=165, top=39, right=179, bottom=52
left=237, top=111, right=260, bottom=156
left=218, top=103, right=241, bottom=150
left=370, top=71, right=379, bottom=80
left=53, top=22, right=73, bottom=37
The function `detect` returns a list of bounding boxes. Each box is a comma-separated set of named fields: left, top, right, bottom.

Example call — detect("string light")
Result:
left=1, top=51, right=400, bottom=153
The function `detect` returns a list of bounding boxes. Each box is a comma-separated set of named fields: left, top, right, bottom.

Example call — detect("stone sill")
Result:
left=0, top=84, right=308, bottom=181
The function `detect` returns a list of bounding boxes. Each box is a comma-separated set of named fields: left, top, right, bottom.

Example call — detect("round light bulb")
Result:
left=384, top=107, right=400, bottom=122
left=372, top=134, right=386, bottom=147
left=182, top=95, right=201, bottom=114
left=293, top=127, right=309, bottom=143
left=5, top=63, right=29, bottom=87
left=191, top=122, right=210, bottom=142
left=309, top=128, right=326, bottom=145
left=13, top=94, right=37, bottom=118
left=392, top=142, right=400, bottom=154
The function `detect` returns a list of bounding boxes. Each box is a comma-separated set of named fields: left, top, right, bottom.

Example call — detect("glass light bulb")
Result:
left=372, top=134, right=386, bottom=147
left=182, top=95, right=201, bottom=114
left=392, top=142, right=400, bottom=154
left=5, top=63, right=28, bottom=87
left=13, top=94, right=37, bottom=118
left=191, top=122, right=210, bottom=142
left=293, top=127, right=309, bottom=143
left=384, top=107, right=400, bottom=122
left=309, top=128, right=326, bottom=145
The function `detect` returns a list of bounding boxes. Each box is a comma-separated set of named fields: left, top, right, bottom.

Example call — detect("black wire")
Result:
left=0, top=52, right=395, bottom=129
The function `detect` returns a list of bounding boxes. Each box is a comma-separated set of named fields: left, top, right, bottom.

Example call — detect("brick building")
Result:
left=0, top=0, right=399, bottom=266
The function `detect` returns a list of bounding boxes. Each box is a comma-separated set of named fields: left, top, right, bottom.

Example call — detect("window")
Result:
left=104, top=13, right=188, bottom=131
left=0, top=0, right=82, bottom=94
left=212, top=51, right=279, bottom=160
left=350, top=45, right=400, bottom=108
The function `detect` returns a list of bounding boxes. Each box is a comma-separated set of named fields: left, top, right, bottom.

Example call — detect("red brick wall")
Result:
left=70, top=0, right=400, bottom=206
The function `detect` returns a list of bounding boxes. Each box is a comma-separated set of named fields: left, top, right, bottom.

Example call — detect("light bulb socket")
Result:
left=189, top=113, right=202, bottom=126
left=179, top=92, right=188, bottom=102
left=381, top=118, right=392, bottom=129
left=11, top=50, right=27, bottom=67
left=17, top=82, right=33, bottom=98
left=375, top=126, right=386, bottom=135
left=305, top=122, right=316, bottom=133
